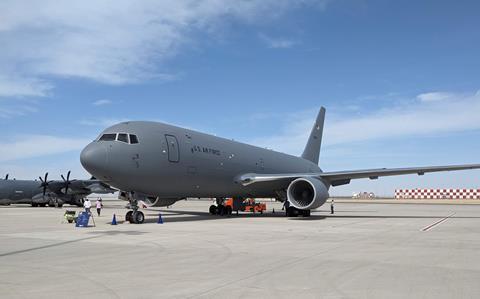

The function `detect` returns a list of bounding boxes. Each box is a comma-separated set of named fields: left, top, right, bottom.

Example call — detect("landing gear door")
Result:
left=165, top=135, right=180, bottom=162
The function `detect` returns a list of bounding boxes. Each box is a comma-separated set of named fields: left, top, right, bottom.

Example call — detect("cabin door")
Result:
left=165, top=135, right=180, bottom=162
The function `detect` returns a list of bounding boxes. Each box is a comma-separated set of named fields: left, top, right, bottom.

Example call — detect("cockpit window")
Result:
left=98, top=132, right=138, bottom=144
left=99, top=133, right=116, bottom=141
left=129, top=134, right=139, bottom=144
left=117, top=133, right=129, bottom=143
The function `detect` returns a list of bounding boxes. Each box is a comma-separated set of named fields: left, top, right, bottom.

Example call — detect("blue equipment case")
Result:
left=75, top=212, right=90, bottom=227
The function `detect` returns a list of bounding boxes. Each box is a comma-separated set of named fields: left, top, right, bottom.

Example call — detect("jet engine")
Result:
left=287, top=177, right=329, bottom=210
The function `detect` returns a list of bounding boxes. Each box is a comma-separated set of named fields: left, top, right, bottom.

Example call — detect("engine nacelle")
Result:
left=143, top=197, right=179, bottom=207
left=287, top=177, right=329, bottom=210
left=119, top=191, right=180, bottom=207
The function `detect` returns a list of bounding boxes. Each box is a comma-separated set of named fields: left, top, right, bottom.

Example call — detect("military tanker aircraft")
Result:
left=80, top=107, right=480, bottom=223
left=0, top=171, right=116, bottom=207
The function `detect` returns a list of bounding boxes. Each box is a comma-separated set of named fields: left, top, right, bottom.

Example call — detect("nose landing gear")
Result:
left=125, top=193, right=145, bottom=224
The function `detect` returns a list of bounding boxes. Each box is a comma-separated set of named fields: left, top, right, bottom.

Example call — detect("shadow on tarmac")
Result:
left=88, top=230, right=148, bottom=236
left=131, top=208, right=480, bottom=223
left=323, top=215, right=480, bottom=219
left=0, top=235, right=101, bottom=258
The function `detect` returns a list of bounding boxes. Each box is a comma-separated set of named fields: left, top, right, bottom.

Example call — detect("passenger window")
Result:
left=99, top=133, right=116, bottom=141
left=129, top=134, right=139, bottom=144
left=117, top=133, right=128, bottom=143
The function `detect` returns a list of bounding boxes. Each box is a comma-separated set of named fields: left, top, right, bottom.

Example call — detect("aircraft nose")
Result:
left=80, top=143, right=108, bottom=175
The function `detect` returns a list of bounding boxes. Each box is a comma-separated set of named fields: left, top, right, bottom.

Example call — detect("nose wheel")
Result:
left=125, top=211, right=133, bottom=222
left=126, top=210, right=145, bottom=224
left=125, top=193, right=145, bottom=224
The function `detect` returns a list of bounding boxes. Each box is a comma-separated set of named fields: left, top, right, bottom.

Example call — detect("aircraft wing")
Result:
left=65, top=180, right=116, bottom=194
left=46, top=180, right=116, bottom=195
left=238, top=164, right=480, bottom=186
left=82, top=181, right=117, bottom=194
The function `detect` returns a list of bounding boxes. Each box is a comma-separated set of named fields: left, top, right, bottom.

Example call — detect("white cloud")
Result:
left=0, top=135, right=92, bottom=162
left=0, top=75, right=52, bottom=97
left=248, top=90, right=480, bottom=155
left=92, top=99, right=112, bottom=106
left=0, top=0, right=328, bottom=97
left=0, top=105, right=38, bottom=119
left=417, top=92, right=455, bottom=102
left=259, top=33, right=297, bottom=48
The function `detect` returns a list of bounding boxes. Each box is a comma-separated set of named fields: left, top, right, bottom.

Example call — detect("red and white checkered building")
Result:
left=395, top=189, right=480, bottom=199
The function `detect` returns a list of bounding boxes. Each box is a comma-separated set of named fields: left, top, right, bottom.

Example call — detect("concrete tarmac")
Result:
left=1, top=200, right=480, bottom=298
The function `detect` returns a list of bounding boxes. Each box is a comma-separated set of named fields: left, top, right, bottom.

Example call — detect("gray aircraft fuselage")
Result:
left=0, top=179, right=82, bottom=206
left=0, top=180, right=42, bottom=204
left=0, top=178, right=114, bottom=206
left=81, top=121, right=321, bottom=199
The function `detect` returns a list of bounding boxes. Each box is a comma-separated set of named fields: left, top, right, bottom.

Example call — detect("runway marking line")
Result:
left=421, top=212, right=456, bottom=232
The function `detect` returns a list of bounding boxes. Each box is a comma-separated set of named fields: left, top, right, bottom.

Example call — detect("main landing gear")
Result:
left=125, top=193, right=145, bottom=224
left=209, top=198, right=232, bottom=216
left=285, top=203, right=311, bottom=217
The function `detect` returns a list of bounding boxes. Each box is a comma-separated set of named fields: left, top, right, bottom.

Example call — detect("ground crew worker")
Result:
left=330, top=199, right=335, bottom=214
left=84, top=198, right=92, bottom=214
left=96, top=198, right=103, bottom=216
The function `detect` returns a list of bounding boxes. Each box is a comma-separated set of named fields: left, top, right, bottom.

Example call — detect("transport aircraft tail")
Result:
left=301, top=107, right=325, bottom=165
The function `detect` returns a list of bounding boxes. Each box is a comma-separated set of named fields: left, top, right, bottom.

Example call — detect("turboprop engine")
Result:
left=287, top=177, right=329, bottom=210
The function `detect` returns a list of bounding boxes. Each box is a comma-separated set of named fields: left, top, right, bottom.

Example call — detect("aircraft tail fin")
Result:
left=301, top=107, right=325, bottom=165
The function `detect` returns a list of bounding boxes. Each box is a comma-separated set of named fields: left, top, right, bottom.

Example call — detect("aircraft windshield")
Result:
left=99, top=133, right=116, bottom=141
left=98, top=133, right=139, bottom=144
left=130, top=134, right=139, bottom=144
left=117, top=133, right=128, bottom=143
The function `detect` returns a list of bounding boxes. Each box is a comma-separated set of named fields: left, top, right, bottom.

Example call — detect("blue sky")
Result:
left=1, top=0, right=480, bottom=196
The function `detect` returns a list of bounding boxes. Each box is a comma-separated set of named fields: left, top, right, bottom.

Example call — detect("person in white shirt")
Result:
left=84, top=198, right=92, bottom=214
left=96, top=198, right=103, bottom=216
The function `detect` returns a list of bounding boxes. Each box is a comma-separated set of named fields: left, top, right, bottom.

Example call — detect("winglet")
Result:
left=301, top=107, right=325, bottom=165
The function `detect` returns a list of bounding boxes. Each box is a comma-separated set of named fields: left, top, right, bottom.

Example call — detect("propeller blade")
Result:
left=62, top=171, right=72, bottom=194
left=39, top=172, right=49, bottom=196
